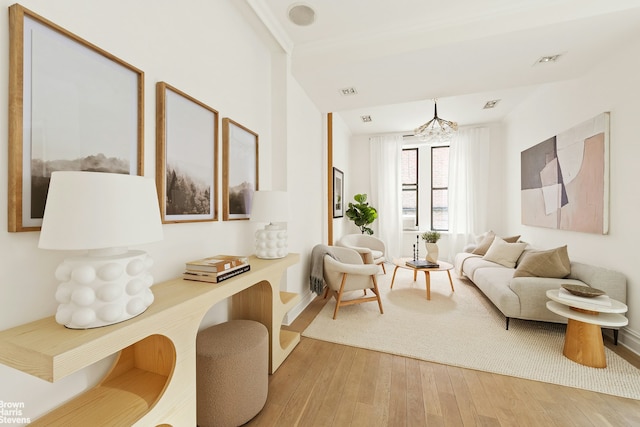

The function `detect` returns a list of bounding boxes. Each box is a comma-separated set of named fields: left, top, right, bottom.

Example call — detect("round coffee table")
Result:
left=546, top=289, right=628, bottom=368
left=390, top=258, right=454, bottom=300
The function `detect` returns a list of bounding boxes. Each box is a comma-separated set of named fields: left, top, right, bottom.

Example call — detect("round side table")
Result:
left=546, top=289, right=628, bottom=368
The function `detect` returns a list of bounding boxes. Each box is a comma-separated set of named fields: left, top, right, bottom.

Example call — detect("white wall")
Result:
left=331, top=114, right=354, bottom=241
left=0, top=0, right=323, bottom=422
left=502, top=36, right=640, bottom=354
left=284, top=75, right=324, bottom=320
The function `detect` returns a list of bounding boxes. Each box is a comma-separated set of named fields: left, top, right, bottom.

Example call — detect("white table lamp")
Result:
left=251, top=191, right=289, bottom=259
left=38, top=171, right=164, bottom=329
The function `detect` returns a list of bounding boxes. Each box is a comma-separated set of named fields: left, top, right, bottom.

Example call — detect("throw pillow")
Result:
left=513, top=245, right=571, bottom=278
left=471, top=231, right=495, bottom=255
left=482, top=237, right=528, bottom=268
left=471, top=231, right=521, bottom=255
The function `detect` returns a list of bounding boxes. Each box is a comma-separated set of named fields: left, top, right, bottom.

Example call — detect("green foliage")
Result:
left=346, top=193, right=378, bottom=235
left=421, top=231, right=441, bottom=243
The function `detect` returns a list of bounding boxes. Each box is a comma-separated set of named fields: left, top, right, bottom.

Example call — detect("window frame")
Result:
left=430, top=145, right=449, bottom=231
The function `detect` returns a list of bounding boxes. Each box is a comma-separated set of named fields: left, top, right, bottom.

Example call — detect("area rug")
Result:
left=302, top=267, right=640, bottom=400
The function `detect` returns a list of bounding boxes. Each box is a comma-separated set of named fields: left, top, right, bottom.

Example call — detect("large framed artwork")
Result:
left=521, top=112, right=609, bottom=234
left=333, top=167, right=344, bottom=218
left=8, top=4, right=144, bottom=232
left=156, top=82, right=218, bottom=223
left=222, top=118, right=259, bottom=221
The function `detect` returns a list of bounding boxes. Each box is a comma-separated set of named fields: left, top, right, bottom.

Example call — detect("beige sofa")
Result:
left=454, top=250, right=627, bottom=337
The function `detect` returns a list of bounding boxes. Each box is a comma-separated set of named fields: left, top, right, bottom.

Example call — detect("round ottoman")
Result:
left=196, top=320, right=269, bottom=427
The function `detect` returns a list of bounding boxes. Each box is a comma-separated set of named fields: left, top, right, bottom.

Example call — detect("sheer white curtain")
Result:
left=447, top=127, right=490, bottom=260
left=369, top=135, right=403, bottom=260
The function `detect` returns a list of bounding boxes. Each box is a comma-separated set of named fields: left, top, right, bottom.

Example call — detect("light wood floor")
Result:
left=247, top=295, right=640, bottom=427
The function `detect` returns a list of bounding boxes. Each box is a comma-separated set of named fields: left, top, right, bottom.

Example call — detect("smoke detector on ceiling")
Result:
left=288, top=4, right=316, bottom=26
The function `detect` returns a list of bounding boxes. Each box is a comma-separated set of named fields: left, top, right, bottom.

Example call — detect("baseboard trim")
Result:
left=282, top=290, right=316, bottom=326
left=620, top=326, right=640, bottom=357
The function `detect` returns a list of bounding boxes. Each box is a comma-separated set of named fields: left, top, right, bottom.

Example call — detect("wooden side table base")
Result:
left=563, top=318, right=607, bottom=368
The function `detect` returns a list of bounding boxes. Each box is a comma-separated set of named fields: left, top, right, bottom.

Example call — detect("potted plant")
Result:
left=421, top=231, right=441, bottom=263
left=346, top=193, right=378, bottom=235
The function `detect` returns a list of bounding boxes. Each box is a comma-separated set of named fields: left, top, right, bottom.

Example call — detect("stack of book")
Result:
left=183, top=255, right=250, bottom=283
left=406, top=259, right=439, bottom=268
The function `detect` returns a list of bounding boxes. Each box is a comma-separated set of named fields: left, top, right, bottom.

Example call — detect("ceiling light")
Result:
left=414, top=99, right=458, bottom=142
left=361, top=115, right=372, bottom=123
left=483, top=99, right=500, bottom=109
left=288, top=4, right=316, bottom=26
left=536, top=54, right=561, bottom=64
left=339, top=87, right=358, bottom=96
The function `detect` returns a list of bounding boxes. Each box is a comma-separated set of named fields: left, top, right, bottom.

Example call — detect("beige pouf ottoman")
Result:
left=196, top=320, right=269, bottom=427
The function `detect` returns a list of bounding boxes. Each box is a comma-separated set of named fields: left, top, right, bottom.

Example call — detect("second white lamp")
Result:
left=251, top=190, right=289, bottom=259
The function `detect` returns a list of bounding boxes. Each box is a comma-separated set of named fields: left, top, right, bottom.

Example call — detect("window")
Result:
left=401, top=145, right=449, bottom=231
left=431, top=146, right=449, bottom=231
left=401, top=148, right=418, bottom=227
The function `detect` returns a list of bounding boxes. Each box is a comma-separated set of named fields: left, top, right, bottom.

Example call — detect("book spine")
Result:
left=214, top=264, right=250, bottom=282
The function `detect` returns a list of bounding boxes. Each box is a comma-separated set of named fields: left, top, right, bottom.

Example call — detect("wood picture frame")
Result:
left=156, top=82, right=218, bottom=223
left=8, top=4, right=144, bottom=232
left=333, top=167, right=344, bottom=218
left=222, top=118, right=259, bottom=221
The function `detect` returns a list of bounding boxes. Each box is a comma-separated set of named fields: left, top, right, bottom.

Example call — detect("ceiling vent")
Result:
left=339, top=87, right=358, bottom=96
left=361, top=115, right=372, bottom=123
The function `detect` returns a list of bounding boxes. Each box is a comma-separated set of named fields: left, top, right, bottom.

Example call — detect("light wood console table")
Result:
left=0, top=253, right=300, bottom=426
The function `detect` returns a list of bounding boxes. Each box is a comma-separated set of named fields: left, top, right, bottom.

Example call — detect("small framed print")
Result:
left=156, top=82, right=218, bottom=223
left=333, top=167, right=344, bottom=218
left=222, top=118, right=259, bottom=220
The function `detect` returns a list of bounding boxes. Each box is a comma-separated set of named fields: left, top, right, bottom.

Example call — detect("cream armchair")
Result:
left=337, top=234, right=387, bottom=274
left=323, top=246, right=384, bottom=319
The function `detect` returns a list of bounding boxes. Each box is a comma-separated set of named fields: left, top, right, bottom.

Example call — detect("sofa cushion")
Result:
left=471, top=231, right=521, bottom=255
left=482, top=237, right=527, bottom=268
left=513, top=246, right=570, bottom=278
left=459, top=255, right=503, bottom=281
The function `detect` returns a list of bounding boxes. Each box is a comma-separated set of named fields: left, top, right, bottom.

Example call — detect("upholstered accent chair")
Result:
left=337, top=234, right=387, bottom=274
left=323, top=246, right=384, bottom=319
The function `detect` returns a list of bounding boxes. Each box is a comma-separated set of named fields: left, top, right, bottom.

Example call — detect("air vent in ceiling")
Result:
left=339, top=87, right=358, bottom=96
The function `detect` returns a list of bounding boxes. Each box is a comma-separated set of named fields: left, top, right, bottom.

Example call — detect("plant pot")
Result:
left=425, top=242, right=439, bottom=263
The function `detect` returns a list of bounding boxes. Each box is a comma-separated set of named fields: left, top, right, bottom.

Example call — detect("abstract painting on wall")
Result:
left=521, top=113, right=609, bottom=234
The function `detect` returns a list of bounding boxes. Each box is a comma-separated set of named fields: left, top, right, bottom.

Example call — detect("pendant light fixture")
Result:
left=414, top=99, right=458, bottom=142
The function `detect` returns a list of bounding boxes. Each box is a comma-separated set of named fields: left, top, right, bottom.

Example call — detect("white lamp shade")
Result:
left=250, top=191, right=289, bottom=223
left=38, top=171, right=163, bottom=251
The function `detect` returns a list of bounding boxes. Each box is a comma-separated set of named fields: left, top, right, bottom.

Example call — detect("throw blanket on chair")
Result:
left=309, top=244, right=337, bottom=296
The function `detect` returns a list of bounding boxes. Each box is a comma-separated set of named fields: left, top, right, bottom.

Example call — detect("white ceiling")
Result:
left=248, top=0, right=640, bottom=135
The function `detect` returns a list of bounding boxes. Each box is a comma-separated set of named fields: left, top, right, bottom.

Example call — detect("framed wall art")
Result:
left=521, top=112, right=609, bottom=234
left=333, top=167, right=344, bottom=218
left=156, top=82, right=218, bottom=223
left=222, top=118, right=258, bottom=220
left=8, top=4, right=144, bottom=232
